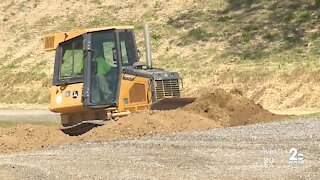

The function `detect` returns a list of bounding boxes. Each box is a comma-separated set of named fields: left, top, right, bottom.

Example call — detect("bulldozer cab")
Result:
left=52, top=29, right=139, bottom=109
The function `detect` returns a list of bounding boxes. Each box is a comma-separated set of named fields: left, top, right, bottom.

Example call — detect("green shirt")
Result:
left=96, top=57, right=111, bottom=75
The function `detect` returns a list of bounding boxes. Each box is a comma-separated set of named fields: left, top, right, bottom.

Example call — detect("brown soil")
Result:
left=184, top=89, right=287, bottom=127
left=0, top=124, right=73, bottom=153
left=0, top=89, right=288, bottom=153
left=0, top=110, right=220, bottom=153
left=81, top=110, right=220, bottom=141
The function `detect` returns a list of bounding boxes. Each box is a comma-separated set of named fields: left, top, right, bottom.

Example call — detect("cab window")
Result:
left=59, top=37, right=84, bottom=79
left=119, top=31, right=137, bottom=66
left=102, top=41, right=117, bottom=68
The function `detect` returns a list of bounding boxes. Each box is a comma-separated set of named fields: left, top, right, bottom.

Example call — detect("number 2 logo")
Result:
left=289, top=148, right=304, bottom=161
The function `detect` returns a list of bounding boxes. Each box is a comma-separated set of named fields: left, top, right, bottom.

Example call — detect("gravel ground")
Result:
left=0, top=118, right=319, bottom=179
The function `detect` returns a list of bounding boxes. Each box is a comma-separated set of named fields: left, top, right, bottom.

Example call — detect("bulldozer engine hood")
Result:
left=122, top=67, right=180, bottom=80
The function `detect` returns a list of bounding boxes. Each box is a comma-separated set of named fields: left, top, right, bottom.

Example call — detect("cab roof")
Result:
left=44, top=26, right=134, bottom=51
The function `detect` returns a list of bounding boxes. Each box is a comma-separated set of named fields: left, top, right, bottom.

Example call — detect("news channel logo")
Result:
left=262, top=147, right=304, bottom=165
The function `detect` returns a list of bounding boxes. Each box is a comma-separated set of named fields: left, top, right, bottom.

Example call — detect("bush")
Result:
left=298, top=11, right=311, bottom=23
left=316, top=0, right=320, bottom=7
left=241, top=32, right=250, bottom=43
left=263, top=33, right=276, bottom=42
left=151, top=33, right=162, bottom=41
left=187, top=28, right=208, bottom=41
left=217, top=15, right=232, bottom=22
left=311, top=31, right=320, bottom=40
left=3, top=17, right=9, bottom=22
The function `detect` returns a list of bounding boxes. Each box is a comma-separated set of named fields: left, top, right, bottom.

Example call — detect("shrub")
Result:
left=316, top=0, right=320, bottom=7
left=187, top=28, right=208, bottom=41
left=297, top=11, right=311, bottom=23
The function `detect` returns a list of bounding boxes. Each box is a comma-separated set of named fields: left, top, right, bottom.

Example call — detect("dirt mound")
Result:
left=0, top=110, right=220, bottom=153
left=81, top=110, right=220, bottom=140
left=184, top=89, right=286, bottom=127
left=0, top=124, right=73, bottom=153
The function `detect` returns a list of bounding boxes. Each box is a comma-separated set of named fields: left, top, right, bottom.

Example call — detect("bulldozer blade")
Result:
left=151, top=98, right=196, bottom=110
left=60, top=120, right=107, bottom=136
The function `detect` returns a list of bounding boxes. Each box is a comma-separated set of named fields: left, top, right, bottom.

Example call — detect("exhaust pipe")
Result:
left=144, top=23, right=153, bottom=69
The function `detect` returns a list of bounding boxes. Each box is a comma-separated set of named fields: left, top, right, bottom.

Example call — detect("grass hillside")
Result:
left=1, top=0, right=320, bottom=114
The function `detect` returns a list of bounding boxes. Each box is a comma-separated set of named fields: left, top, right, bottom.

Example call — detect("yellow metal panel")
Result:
left=44, top=26, right=134, bottom=51
left=49, top=83, right=86, bottom=113
left=118, top=74, right=152, bottom=112
left=43, top=30, right=86, bottom=51
left=86, top=26, right=134, bottom=33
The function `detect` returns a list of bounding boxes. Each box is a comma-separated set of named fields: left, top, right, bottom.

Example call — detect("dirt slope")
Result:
left=0, top=89, right=287, bottom=153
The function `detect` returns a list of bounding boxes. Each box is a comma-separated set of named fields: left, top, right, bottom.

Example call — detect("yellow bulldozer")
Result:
left=44, top=24, right=194, bottom=135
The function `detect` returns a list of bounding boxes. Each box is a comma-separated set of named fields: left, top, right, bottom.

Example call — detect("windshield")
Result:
left=89, top=31, right=119, bottom=105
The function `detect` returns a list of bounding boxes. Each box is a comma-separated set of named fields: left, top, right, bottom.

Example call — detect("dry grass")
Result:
left=1, top=0, right=320, bottom=114
left=0, top=121, right=59, bottom=128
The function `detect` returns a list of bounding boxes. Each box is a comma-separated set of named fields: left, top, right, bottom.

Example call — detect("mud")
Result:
left=0, top=89, right=288, bottom=153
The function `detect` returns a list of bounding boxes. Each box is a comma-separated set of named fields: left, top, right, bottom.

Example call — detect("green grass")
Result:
left=0, top=121, right=59, bottom=128
left=297, top=11, right=311, bottom=23
left=291, top=112, right=320, bottom=120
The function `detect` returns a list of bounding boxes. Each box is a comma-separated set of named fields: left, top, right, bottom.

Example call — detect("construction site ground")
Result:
left=0, top=89, right=319, bottom=179
left=0, top=119, right=319, bottom=179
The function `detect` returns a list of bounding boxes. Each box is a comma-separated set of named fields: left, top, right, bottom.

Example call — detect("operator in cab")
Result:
left=92, top=48, right=112, bottom=104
